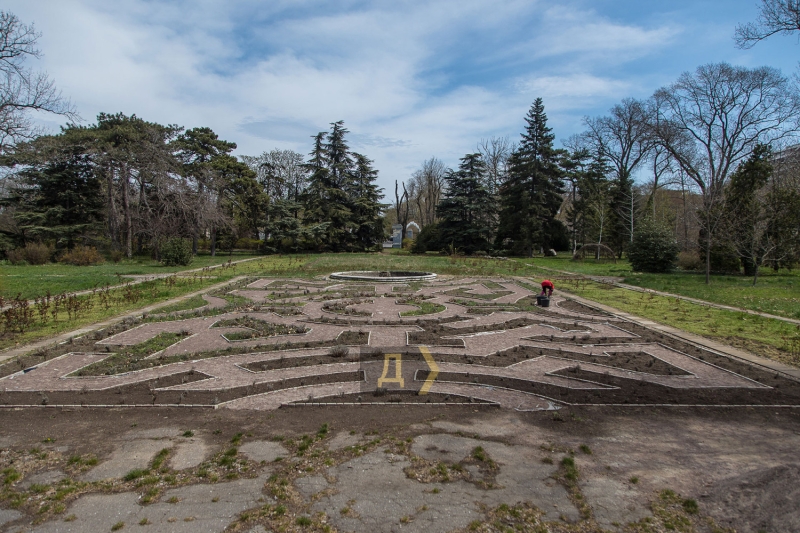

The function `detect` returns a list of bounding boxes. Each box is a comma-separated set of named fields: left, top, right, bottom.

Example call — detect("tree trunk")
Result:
left=122, top=164, right=132, bottom=259
left=705, top=222, right=712, bottom=285
left=107, top=164, right=119, bottom=250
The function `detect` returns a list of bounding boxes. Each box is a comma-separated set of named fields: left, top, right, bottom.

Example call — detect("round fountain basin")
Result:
left=329, top=271, right=437, bottom=282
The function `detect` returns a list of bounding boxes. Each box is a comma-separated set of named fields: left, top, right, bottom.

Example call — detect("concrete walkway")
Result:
left=521, top=261, right=800, bottom=327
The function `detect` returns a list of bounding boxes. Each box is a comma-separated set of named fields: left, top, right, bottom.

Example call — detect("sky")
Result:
left=9, top=0, right=800, bottom=193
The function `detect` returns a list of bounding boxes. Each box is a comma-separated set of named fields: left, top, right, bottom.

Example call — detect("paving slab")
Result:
left=0, top=508, right=22, bottom=528
left=581, top=476, right=651, bottom=529
left=171, top=438, right=211, bottom=470
left=31, top=475, right=267, bottom=533
left=239, top=440, right=289, bottom=463
left=82, top=439, right=172, bottom=481
left=326, top=431, right=362, bottom=451
left=295, top=474, right=329, bottom=498
left=20, top=469, right=66, bottom=489
left=310, top=440, right=579, bottom=533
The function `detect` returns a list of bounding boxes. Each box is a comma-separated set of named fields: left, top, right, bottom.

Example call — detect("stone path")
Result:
left=2, top=276, right=796, bottom=411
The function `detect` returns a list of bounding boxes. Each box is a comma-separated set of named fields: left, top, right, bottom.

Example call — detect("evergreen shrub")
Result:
left=628, top=220, right=679, bottom=273
left=160, top=238, right=193, bottom=266
left=411, top=223, right=441, bottom=254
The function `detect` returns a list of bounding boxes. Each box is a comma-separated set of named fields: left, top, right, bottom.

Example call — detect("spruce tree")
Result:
left=437, top=153, right=494, bottom=254
left=495, top=98, right=565, bottom=257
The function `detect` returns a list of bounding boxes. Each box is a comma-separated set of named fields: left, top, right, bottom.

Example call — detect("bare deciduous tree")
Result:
left=647, top=62, right=800, bottom=283
left=477, top=136, right=514, bottom=195
left=582, top=98, right=653, bottom=244
left=735, top=0, right=800, bottom=48
left=407, top=157, right=447, bottom=227
left=241, top=149, right=307, bottom=202
left=0, top=11, right=76, bottom=153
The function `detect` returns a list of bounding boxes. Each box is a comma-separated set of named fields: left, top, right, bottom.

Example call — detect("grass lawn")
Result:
left=624, top=271, right=800, bottom=319
left=525, top=255, right=800, bottom=320
left=554, top=277, right=800, bottom=368
left=0, top=252, right=261, bottom=300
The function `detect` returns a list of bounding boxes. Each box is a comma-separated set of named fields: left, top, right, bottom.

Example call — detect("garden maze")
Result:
left=2, top=276, right=799, bottom=410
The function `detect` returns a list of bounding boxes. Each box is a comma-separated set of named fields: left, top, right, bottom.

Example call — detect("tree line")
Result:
left=1, top=6, right=799, bottom=286
left=0, top=117, right=385, bottom=260
left=396, top=63, right=800, bottom=284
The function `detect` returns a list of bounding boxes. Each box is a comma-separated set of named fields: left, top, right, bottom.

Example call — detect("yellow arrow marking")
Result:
left=419, top=346, right=439, bottom=395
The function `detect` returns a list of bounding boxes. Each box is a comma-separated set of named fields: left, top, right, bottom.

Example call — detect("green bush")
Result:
left=160, top=238, right=193, bottom=267
left=411, top=223, right=441, bottom=254
left=628, top=220, right=679, bottom=273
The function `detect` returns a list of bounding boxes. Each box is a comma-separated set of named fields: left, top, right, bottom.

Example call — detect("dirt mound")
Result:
left=705, top=464, right=800, bottom=533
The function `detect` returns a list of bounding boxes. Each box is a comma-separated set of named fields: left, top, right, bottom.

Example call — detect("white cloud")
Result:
left=6, top=0, right=690, bottom=190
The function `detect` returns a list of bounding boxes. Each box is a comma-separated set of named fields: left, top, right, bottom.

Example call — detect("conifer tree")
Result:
left=437, top=153, right=494, bottom=254
left=350, top=153, right=385, bottom=250
left=302, top=122, right=384, bottom=251
left=495, top=99, right=565, bottom=256
left=7, top=137, right=104, bottom=249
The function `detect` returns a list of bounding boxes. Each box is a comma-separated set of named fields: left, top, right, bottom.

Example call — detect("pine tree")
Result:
left=495, top=99, right=565, bottom=257
left=437, top=153, right=494, bottom=254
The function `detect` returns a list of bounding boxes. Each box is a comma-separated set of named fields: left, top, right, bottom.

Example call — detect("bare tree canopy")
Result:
left=477, top=136, right=514, bottom=194
left=650, top=63, right=800, bottom=197
left=407, top=157, right=447, bottom=227
left=0, top=11, right=76, bottom=152
left=582, top=98, right=652, bottom=184
left=240, top=149, right=307, bottom=201
left=735, top=0, right=800, bottom=48
left=648, top=62, right=800, bottom=282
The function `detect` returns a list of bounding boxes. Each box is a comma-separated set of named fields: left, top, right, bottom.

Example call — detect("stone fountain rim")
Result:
left=329, top=270, right=437, bottom=282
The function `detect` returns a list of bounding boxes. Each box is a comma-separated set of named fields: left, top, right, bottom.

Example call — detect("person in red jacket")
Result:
left=540, top=279, right=554, bottom=297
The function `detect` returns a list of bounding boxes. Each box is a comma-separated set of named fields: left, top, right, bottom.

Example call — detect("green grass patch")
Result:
left=214, top=316, right=308, bottom=341
left=0, top=255, right=308, bottom=351
left=153, top=295, right=208, bottom=314
left=524, top=255, right=800, bottom=320
left=71, top=332, right=190, bottom=376
left=0, top=252, right=261, bottom=300
left=123, top=468, right=148, bottom=482
left=624, top=270, right=800, bottom=320
left=398, top=296, right=446, bottom=316
left=557, top=277, right=800, bottom=367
